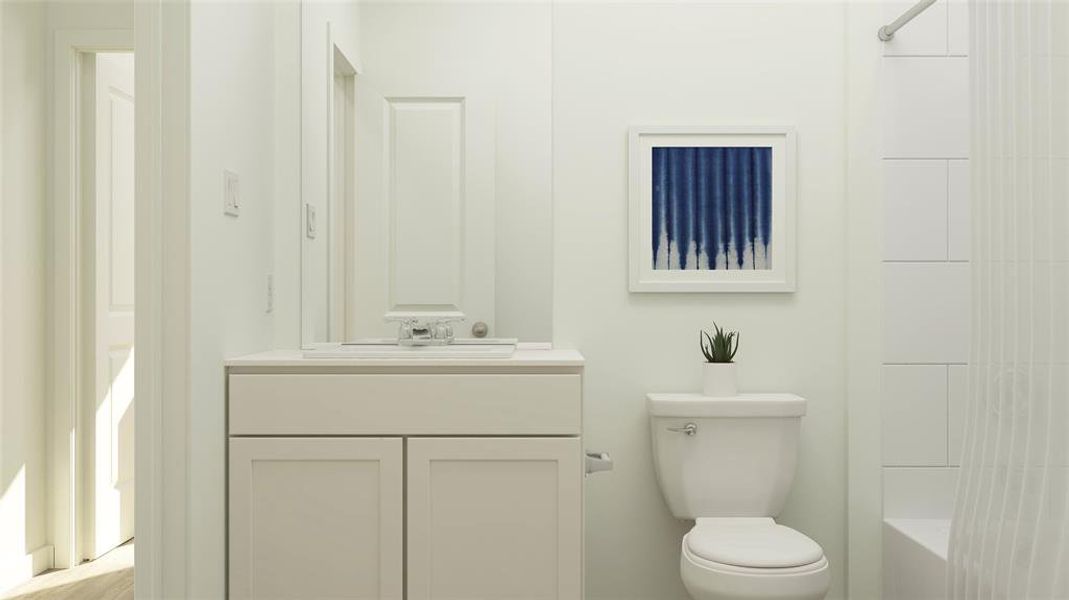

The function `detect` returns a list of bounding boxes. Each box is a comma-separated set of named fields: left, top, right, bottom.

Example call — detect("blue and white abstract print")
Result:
left=651, top=146, right=772, bottom=271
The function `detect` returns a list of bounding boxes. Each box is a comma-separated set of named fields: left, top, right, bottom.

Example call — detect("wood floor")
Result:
left=1, top=541, right=133, bottom=600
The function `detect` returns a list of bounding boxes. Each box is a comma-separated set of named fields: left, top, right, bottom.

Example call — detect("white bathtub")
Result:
left=883, top=518, right=950, bottom=600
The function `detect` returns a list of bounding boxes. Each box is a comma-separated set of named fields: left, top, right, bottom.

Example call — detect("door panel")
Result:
left=406, top=437, right=582, bottom=600
left=229, top=437, right=404, bottom=600
left=353, top=85, right=495, bottom=338
left=89, top=51, right=135, bottom=559
left=388, top=98, right=464, bottom=310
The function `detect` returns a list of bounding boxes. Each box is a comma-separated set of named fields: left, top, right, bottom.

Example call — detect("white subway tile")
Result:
left=882, top=0, right=948, bottom=57
left=947, top=0, right=969, bottom=56
left=883, top=365, right=949, bottom=466
left=884, top=160, right=949, bottom=261
left=948, top=160, right=970, bottom=261
left=883, top=467, right=960, bottom=518
left=948, top=364, right=968, bottom=466
left=884, top=263, right=970, bottom=363
left=883, top=57, right=970, bottom=159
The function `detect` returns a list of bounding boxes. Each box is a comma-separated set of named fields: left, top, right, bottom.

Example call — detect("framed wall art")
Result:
left=628, top=126, right=796, bottom=292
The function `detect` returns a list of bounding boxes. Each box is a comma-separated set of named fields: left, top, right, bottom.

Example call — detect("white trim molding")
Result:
left=845, top=2, right=886, bottom=598
left=135, top=1, right=191, bottom=598
left=0, top=545, right=54, bottom=592
left=28, top=545, right=54, bottom=578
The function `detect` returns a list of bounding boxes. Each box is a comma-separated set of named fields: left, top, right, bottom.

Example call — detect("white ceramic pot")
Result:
left=702, top=362, right=738, bottom=397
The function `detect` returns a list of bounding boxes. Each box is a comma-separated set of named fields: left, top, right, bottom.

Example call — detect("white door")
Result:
left=228, top=437, right=404, bottom=600
left=87, top=52, right=136, bottom=559
left=352, top=83, right=496, bottom=338
left=406, top=437, right=582, bottom=600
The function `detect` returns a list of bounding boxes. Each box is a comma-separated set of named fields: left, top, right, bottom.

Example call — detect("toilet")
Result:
left=647, top=393, right=830, bottom=600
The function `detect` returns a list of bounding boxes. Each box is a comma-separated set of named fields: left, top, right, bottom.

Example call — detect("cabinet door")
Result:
left=407, top=437, right=582, bottom=600
left=229, top=437, right=403, bottom=600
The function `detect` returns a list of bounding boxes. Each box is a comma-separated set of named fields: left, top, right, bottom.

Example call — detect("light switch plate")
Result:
left=305, top=204, right=317, bottom=239
left=224, top=170, right=240, bottom=217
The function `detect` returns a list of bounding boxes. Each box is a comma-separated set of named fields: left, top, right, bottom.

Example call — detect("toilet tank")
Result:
left=647, top=393, right=806, bottom=520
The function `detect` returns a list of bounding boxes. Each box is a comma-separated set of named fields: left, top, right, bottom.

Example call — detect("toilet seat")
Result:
left=679, top=518, right=830, bottom=600
left=685, top=518, right=824, bottom=568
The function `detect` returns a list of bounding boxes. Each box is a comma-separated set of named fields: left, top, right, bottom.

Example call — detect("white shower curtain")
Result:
left=948, top=1, right=1069, bottom=598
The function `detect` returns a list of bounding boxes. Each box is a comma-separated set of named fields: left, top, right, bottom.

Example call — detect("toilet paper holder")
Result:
left=585, top=451, right=613, bottom=476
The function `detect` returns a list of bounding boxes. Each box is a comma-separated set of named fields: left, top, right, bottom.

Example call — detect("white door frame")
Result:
left=133, top=1, right=192, bottom=597
left=50, top=28, right=134, bottom=571
left=326, top=23, right=360, bottom=340
left=51, top=6, right=192, bottom=597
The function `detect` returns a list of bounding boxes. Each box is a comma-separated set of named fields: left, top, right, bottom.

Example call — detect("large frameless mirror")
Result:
left=298, top=1, right=554, bottom=347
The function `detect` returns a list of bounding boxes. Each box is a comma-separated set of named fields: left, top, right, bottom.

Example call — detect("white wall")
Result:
left=879, top=0, right=970, bottom=520
left=552, top=3, right=848, bottom=598
left=0, top=0, right=50, bottom=591
left=274, top=0, right=303, bottom=350
left=187, top=3, right=298, bottom=595
left=45, top=0, right=134, bottom=30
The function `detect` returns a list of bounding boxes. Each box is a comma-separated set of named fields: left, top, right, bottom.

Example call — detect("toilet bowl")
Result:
left=679, top=518, right=830, bottom=600
left=647, top=393, right=830, bottom=600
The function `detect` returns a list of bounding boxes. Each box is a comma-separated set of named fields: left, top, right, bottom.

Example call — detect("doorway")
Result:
left=47, top=31, right=137, bottom=592
left=328, top=43, right=356, bottom=341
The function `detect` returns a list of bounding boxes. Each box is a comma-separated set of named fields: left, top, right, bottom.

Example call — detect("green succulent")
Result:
left=700, top=322, right=739, bottom=363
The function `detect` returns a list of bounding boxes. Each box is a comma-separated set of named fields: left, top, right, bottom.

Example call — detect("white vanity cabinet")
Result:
left=225, top=349, right=584, bottom=600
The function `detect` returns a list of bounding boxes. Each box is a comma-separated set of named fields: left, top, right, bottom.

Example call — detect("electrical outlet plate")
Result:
left=266, top=274, right=274, bottom=313
left=224, top=170, right=240, bottom=216
left=306, top=204, right=317, bottom=239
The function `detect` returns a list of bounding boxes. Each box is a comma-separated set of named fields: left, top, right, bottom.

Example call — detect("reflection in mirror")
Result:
left=300, top=1, right=553, bottom=346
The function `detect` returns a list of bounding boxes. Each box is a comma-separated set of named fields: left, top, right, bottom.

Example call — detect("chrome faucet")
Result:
left=395, top=317, right=458, bottom=346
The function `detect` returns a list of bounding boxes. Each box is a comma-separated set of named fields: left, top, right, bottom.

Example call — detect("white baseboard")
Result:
left=29, top=544, right=54, bottom=575
left=0, top=545, right=55, bottom=594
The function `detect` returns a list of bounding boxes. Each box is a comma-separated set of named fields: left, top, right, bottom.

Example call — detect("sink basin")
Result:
left=302, top=339, right=517, bottom=359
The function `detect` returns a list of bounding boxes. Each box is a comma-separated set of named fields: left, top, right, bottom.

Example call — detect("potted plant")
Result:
left=699, top=322, right=739, bottom=397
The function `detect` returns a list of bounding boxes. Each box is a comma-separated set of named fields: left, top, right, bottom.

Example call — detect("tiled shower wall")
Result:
left=881, top=0, right=970, bottom=519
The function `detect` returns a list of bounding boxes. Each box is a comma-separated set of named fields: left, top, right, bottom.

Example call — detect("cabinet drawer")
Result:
left=228, top=373, right=581, bottom=435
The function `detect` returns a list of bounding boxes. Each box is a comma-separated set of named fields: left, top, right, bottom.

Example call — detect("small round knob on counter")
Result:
left=471, top=321, right=488, bottom=338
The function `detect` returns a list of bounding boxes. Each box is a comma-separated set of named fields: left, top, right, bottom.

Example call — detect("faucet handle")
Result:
left=396, top=318, right=416, bottom=340
left=428, top=318, right=458, bottom=342
left=385, top=313, right=464, bottom=345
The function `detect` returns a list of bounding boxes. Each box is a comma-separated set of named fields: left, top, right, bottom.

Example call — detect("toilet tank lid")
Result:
left=646, top=393, right=806, bottom=417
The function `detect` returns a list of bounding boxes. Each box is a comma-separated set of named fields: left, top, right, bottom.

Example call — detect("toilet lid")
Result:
left=685, top=518, right=825, bottom=568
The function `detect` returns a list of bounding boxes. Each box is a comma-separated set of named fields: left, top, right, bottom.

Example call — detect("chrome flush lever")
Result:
left=667, top=423, right=698, bottom=436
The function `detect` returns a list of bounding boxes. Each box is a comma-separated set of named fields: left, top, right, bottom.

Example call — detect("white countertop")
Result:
left=226, top=344, right=584, bottom=369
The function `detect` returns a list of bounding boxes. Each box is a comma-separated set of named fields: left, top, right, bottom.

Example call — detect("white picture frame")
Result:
left=628, top=125, right=796, bottom=293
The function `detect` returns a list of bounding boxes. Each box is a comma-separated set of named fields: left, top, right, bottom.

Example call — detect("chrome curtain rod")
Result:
left=878, top=0, right=938, bottom=41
